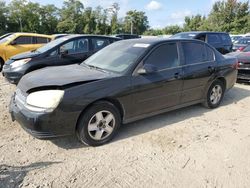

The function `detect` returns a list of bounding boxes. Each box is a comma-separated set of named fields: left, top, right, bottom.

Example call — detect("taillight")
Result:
left=239, top=47, right=245, bottom=51
left=232, top=60, right=239, bottom=69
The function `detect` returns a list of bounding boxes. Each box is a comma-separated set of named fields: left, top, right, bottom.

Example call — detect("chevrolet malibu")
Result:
left=10, top=39, right=238, bottom=146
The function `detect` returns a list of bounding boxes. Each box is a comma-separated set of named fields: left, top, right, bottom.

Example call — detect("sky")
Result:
left=5, top=0, right=249, bottom=28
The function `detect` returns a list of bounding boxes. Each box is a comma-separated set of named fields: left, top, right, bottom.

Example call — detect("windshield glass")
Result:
left=171, top=33, right=197, bottom=39
left=0, top=34, right=15, bottom=44
left=82, top=41, right=149, bottom=73
left=35, top=37, right=69, bottom=53
left=243, top=45, right=250, bottom=52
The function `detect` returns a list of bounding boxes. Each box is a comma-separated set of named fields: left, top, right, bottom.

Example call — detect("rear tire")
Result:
left=203, top=80, right=225, bottom=109
left=76, top=101, right=121, bottom=146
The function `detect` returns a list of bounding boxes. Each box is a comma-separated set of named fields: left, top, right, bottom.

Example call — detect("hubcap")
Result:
left=210, top=85, right=223, bottom=105
left=88, top=110, right=115, bottom=141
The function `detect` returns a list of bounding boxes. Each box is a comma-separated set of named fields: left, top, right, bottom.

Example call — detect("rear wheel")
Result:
left=203, top=80, right=225, bottom=109
left=76, top=101, right=121, bottom=146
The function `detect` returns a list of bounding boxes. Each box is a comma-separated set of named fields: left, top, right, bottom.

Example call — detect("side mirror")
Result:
left=60, top=48, right=68, bottom=57
left=10, top=41, right=17, bottom=45
left=137, top=64, right=158, bottom=75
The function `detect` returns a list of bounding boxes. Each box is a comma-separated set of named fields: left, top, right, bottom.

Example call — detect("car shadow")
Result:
left=51, top=85, right=250, bottom=149
left=0, top=162, right=60, bottom=188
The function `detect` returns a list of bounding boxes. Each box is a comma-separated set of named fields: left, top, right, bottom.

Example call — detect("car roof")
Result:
left=59, top=34, right=121, bottom=40
left=13, top=32, right=53, bottom=38
left=117, top=38, right=205, bottom=45
left=178, top=31, right=229, bottom=35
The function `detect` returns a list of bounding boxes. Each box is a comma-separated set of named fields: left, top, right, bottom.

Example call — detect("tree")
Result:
left=0, top=1, right=8, bottom=34
left=124, top=10, right=149, bottom=35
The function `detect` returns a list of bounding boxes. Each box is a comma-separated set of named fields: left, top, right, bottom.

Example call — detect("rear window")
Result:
left=92, top=38, right=110, bottom=51
left=220, top=34, right=232, bottom=45
left=35, top=37, right=50, bottom=44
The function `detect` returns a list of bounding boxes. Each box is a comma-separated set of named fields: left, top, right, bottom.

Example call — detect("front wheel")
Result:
left=76, top=101, right=121, bottom=146
left=203, top=80, right=225, bottom=109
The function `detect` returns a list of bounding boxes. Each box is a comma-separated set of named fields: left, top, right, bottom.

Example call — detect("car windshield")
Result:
left=171, top=33, right=197, bottom=39
left=34, top=37, right=69, bottom=53
left=82, top=41, right=149, bottom=73
left=0, top=34, right=15, bottom=44
left=243, top=45, right=250, bottom=52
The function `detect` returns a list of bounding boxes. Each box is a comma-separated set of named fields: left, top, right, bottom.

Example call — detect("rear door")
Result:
left=130, top=42, right=183, bottom=117
left=181, top=41, right=216, bottom=103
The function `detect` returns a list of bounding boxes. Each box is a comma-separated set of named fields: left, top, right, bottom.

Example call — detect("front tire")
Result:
left=76, top=101, right=121, bottom=146
left=203, top=80, right=225, bottom=109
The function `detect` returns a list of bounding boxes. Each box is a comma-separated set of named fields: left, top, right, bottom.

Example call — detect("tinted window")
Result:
left=182, top=42, right=207, bottom=64
left=92, top=38, right=110, bottom=51
left=60, top=38, right=88, bottom=54
left=144, top=43, right=179, bottom=70
left=206, top=46, right=215, bottom=61
left=35, top=37, right=50, bottom=44
left=15, top=36, right=32, bottom=45
left=207, top=34, right=221, bottom=44
left=220, top=34, right=232, bottom=44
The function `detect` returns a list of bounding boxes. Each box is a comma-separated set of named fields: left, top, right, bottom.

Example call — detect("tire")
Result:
left=76, top=101, right=121, bottom=146
left=0, top=59, right=3, bottom=72
left=203, top=80, right=225, bottom=109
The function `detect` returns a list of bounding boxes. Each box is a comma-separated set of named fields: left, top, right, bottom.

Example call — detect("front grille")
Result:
left=239, top=62, right=250, bottom=69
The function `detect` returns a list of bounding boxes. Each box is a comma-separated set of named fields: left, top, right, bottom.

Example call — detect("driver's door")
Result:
left=129, top=42, right=183, bottom=118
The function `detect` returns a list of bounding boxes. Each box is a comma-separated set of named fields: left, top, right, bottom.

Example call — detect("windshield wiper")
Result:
left=85, top=64, right=109, bottom=73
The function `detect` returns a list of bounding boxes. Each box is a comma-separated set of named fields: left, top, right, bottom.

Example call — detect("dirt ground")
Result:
left=0, top=75, right=250, bottom=188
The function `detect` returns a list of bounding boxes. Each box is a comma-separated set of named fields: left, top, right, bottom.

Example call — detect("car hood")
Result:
left=18, top=64, right=115, bottom=93
left=10, top=51, right=41, bottom=61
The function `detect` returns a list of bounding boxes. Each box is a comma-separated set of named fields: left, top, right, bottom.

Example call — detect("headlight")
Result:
left=10, top=58, right=31, bottom=68
left=25, top=90, right=64, bottom=112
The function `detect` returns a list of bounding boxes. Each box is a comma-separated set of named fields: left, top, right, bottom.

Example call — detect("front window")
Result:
left=82, top=41, right=149, bottom=73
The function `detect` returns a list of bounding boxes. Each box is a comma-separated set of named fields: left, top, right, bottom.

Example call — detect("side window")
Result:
left=36, top=37, right=50, bottom=44
left=92, top=38, right=110, bottom=51
left=196, top=34, right=206, bottom=42
left=144, top=43, right=179, bottom=70
left=206, top=46, right=215, bottom=61
left=60, top=38, right=88, bottom=54
left=182, top=42, right=207, bottom=64
left=49, top=49, right=58, bottom=57
left=15, top=36, right=32, bottom=45
left=207, top=34, right=221, bottom=44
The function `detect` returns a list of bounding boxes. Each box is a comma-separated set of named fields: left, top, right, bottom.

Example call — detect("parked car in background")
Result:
left=115, top=34, right=141, bottom=40
left=0, top=33, right=13, bottom=40
left=10, top=39, right=238, bottom=146
left=171, top=31, right=233, bottom=54
left=227, top=45, right=250, bottom=82
left=3, top=35, right=120, bottom=84
left=0, top=33, right=52, bottom=71
left=230, top=35, right=243, bottom=43
left=232, top=37, right=250, bottom=51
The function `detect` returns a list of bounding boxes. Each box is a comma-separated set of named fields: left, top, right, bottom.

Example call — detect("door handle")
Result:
left=208, top=66, right=215, bottom=73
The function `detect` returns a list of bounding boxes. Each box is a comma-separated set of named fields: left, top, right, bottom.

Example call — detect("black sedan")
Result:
left=227, top=45, right=250, bottom=82
left=10, top=39, right=238, bottom=146
left=2, top=35, right=120, bottom=84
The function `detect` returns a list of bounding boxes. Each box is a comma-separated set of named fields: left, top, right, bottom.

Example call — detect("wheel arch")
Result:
left=75, top=97, right=125, bottom=131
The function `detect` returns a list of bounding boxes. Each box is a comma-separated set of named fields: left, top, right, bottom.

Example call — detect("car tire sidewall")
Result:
left=77, top=101, right=121, bottom=146
left=205, top=80, right=225, bottom=109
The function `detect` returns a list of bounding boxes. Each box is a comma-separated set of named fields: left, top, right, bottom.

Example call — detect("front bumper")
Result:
left=2, top=66, right=24, bottom=84
left=237, top=69, right=250, bottom=82
left=9, top=93, right=81, bottom=139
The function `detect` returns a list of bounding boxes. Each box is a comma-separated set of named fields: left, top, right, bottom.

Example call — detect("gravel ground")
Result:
left=0, top=75, right=250, bottom=188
